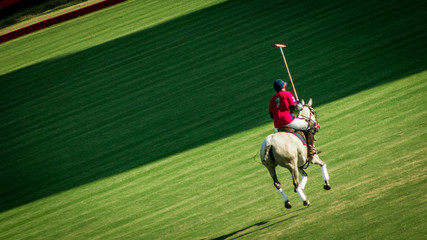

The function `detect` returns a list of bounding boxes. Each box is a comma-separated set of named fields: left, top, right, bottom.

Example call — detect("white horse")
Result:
left=260, top=99, right=331, bottom=208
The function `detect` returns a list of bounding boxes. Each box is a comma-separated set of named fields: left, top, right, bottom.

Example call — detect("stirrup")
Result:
left=307, top=147, right=316, bottom=157
left=308, top=147, right=321, bottom=157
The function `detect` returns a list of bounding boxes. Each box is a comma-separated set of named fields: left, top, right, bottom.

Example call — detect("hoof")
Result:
left=324, top=184, right=331, bottom=190
left=284, top=200, right=292, bottom=209
left=303, top=200, right=310, bottom=206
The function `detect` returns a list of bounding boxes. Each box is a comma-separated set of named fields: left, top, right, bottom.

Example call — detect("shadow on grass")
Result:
left=209, top=221, right=270, bottom=240
left=210, top=208, right=308, bottom=240
left=0, top=0, right=426, bottom=212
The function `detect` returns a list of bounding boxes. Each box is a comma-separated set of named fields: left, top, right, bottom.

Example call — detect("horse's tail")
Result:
left=260, top=134, right=274, bottom=164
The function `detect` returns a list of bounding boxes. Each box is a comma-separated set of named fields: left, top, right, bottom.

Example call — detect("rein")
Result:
left=298, top=105, right=317, bottom=131
left=301, top=161, right=310, bottom=169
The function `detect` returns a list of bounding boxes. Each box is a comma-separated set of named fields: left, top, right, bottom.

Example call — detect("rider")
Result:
left=269, top=79, right=320, bottom=157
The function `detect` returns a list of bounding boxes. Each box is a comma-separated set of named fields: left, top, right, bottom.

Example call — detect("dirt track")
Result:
left=0, top=0, right=126, bottom=43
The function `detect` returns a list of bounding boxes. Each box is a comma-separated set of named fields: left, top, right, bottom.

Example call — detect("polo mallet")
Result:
left=275, top=44, right=299, bottom=101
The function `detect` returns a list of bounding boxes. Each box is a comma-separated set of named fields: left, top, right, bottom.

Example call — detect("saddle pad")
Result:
left=290, top=132, right=307, bottom=145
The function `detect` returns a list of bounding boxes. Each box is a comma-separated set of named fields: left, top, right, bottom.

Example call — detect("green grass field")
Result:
left=1, top=0, right=426, bottom=239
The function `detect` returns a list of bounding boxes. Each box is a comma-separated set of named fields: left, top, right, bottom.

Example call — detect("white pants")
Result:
left=275, top=118, right=309, bottom=132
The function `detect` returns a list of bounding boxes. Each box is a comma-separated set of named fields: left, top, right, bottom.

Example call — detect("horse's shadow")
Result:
left=208, top=208, right=307, bottom=240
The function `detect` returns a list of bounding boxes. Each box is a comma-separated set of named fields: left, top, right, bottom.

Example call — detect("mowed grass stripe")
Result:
left=249, top=72, right=427, bottom=239
left=0, top=125, right=269, bottom=239
left=1, top=0, right=272, bottom=136
left=0, top=0, right=295, bottom=210
left=5, top=67, right=426, bottom=240
left=1, top=74, right=425, bottom=237
left=320, top=74, right=426, bottom=125
left=1, top=0, right=426, bottom=239
left=0, top=0, right=228, bottom=75
left=317, top=73, right=426, bottom=167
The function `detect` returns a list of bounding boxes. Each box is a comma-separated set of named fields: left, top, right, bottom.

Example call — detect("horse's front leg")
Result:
left=267, top=167, right=292, bottom=209
left=310, top=155, right=331, bottom=190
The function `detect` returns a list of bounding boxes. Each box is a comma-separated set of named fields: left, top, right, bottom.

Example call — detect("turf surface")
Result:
left=0, top=0, right=426, bottom=239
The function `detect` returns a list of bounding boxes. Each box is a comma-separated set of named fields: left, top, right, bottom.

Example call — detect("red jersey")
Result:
left=269, top=91, right=297, bottom=128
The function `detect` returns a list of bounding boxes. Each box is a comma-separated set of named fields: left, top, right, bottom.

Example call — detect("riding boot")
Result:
left=305, top=130, right=321, bottom=158
left=306, top=122, right=322, bottom=155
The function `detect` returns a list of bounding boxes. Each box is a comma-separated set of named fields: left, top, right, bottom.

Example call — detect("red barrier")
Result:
left=0, top=0, right=23, bottom=8
left=0, top=0, right=127, bottom=44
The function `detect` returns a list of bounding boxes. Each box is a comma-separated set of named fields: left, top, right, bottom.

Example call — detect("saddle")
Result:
left=277, top=126, right=321, bottom=157
left=277, top=126, right=307, bottom=144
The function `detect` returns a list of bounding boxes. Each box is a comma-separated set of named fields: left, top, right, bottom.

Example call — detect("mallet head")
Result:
left=275, top=44, right=286, bottom=48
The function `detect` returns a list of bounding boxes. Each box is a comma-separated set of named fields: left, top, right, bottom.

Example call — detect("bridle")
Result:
left=298, top=105, right=318, bottom=132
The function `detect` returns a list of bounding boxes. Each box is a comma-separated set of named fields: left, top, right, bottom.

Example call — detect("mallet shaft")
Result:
left=276, top=44, right=299, bottom=101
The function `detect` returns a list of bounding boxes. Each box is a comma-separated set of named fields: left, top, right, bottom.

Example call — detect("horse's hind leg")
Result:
left=298, top=168, right=308, bottom=190
left=265, top=166, right=292, bottom=209
left=261, top=143, right=292, bottom=209
left=310, top=155, right=331, bottom=190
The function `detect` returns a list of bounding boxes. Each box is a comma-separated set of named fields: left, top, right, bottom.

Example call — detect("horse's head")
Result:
left=297, top=98, right=319, bottom=131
